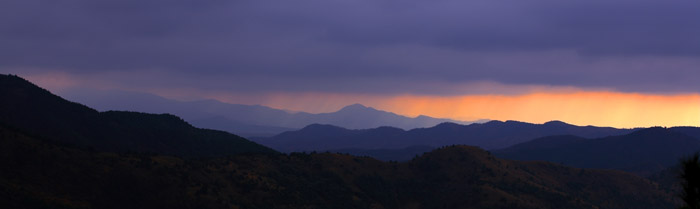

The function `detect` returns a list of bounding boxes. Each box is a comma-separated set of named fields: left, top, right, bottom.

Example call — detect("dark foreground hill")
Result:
left=0, top=74, right=275, bottom=157
left=328, top=145, right=436, bottom=162
left=494, top=128, right=700, bottom=176
left=255, top=121, right=636, bottom=154
left=0, top=125, right=676, bottom=209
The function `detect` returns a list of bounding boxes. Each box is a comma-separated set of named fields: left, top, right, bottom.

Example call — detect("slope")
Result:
left=0, top=125, right=675, bottom=209
left=256, top=120, right=637, bottom=156
left=0, top=74, right=275, bottom=157
left=494, top=128, right=700, bottom=176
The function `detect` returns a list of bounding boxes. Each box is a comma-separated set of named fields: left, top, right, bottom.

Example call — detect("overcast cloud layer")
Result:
left=2, top=0, right=700, bottom=95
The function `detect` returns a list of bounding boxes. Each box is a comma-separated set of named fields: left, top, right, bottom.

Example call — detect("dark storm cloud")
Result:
left=1, top=0, right=700, bottom=94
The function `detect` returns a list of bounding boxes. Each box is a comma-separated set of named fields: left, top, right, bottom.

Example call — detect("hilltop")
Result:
left=494, top=127, right=700, bottom=176
left=0, top=74, right=275, bottom=157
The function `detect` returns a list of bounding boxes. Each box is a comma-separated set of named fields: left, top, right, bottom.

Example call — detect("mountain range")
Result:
left=59, top=89, right=481, bottom=137
left=493, top=127, right=700, bottom=176
left=255, top=120, right=638, bottom=153
left=0, top=74, right=275, bottom=157
left=0, top=74, right=689, bottom=208
left=257, top=119, right=700, bottom=177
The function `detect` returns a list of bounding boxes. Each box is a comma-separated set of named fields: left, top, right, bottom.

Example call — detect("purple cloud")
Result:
left=1, top=0, right=699, bottom=95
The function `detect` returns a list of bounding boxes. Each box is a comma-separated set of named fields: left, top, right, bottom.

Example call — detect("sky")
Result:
left=2, top=0, right=700, bottom=128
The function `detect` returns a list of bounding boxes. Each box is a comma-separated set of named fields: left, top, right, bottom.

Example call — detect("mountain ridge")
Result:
left=493, top=127, right=700, bottom=176
left=0, top=73, right=683, bottom=208
left=59, top=88, right=482, bottom=137
left=0, top=74, right=275, bottom=157
left=255, top=120, right=638, bottom=155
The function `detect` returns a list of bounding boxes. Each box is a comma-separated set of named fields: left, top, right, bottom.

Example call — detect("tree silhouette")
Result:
left=680, top=153, right=700, bottom=209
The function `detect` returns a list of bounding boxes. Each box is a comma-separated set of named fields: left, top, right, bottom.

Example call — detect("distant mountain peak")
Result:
left=544, top=120, right=570, bottom=126
left=299, top=123, right=347, bottom=132
left=483, top=120, right=504, bottom=125
left=304, top=123, right=340, bottom=128
left=434, top=122, right=462, bottom=128
left=373, top=126, right=405, bottom=131
left=338, top=103, right=373, bottom=112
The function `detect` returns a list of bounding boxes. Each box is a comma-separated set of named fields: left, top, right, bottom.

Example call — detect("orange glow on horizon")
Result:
left=373, top=92, right=700, bottom=128
left=236, top=91, right=700, bottom=129
left=19, top=72, right=700, bottom=129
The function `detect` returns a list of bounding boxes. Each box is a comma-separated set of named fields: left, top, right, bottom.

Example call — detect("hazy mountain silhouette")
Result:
left=258, top=124, right=407, bottom=152
left=60, top=89, right=303, bottom=137
left=0, top=74, right=684, bottom=208
left=60, top=89, right=481, bottom=137
left=0, top=125, right=675, bottom=208
left=0, top=74, right=275, bottom=157
left=494, top=127, right=700, bottom=176
left=669, top=126, right=700, bottom=141
left=255, top=120, right=637, bottom=156
left=189, top=116, right=295, bottom=137
left=305, top=103, right=476, bottom=130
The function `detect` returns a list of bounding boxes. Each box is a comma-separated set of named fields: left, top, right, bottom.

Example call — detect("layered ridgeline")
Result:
left=255, top=121, right=636, bottom=155
left=493, top=128, right=700, bottom=176
left=0, top=74, right=275, bottom=157
left=0, top=125, right=675, bottom=209
left=257, top=119, right=700, bottom=177
left=0, top=74, right=683, bottom=208
left=60, top=89, right=479, bottom=137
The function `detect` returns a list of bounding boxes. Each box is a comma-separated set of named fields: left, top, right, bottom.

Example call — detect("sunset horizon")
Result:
left=19, top=72, right=699, bottom=129
left=3, top=0, right=700, bottom=208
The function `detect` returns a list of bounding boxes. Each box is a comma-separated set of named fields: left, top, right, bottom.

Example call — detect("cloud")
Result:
left=1, top=0, right=700, bottom=94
